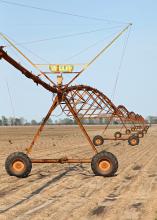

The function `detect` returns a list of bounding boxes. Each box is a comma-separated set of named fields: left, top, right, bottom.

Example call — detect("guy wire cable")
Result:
left=111, top=25, right=132, bottom=101
left=0, top=0, right=129, bottom=25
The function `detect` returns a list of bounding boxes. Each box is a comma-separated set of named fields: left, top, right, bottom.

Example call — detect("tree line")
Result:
left=0, top=116, right=54, bottom=126
left=0, top=116, right=120, bottom=126
left=0, top=116, right=72, bottom=126
left=146, top=116, right=157, bottom=124
left=1, top=115, right=153, bottom=126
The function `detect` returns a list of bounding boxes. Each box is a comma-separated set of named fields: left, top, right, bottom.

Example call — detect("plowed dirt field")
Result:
left=0, top=125, right=157, bottom=220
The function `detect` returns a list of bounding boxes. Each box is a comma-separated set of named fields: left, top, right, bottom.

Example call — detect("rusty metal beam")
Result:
left=65, top=97, right=98, bottom=154
left=0, top=47, right=57, bottom=93
left=31, top=158, right=91, bottom=163
left=26, top=96, right=59, bottom=154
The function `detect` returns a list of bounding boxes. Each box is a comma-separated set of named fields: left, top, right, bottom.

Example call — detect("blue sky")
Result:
left=0, top=0, right=157, bottom=121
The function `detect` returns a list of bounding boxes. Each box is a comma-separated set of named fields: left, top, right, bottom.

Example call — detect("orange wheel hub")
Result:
left=131, top=139, right=136, bottom=145
left=12, top=160, right=25, bottom=172
left=99, top=160, right=111, bottom=171
left=96, top=139, right=101, bottom=145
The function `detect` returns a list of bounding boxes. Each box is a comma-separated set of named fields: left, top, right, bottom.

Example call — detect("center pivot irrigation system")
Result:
left=0, top=23, right=149, bottom=178
left=92, top=105, right=148, bottom=147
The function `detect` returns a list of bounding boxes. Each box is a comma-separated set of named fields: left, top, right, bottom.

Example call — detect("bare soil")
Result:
left=0, top=125, right=157, bottom=220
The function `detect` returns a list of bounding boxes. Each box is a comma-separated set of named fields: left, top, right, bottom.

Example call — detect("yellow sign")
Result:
left=49, top=64, right=74, bottom=73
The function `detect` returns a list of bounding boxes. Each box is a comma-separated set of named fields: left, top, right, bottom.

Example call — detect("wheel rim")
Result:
left=131, top=139, right=137, bottom=145
left=12, top=160, right=25, bottom=173
left=96, top=139, right=101, bottom=145
left=115, top=133, right=120, bottom=138
left=99, top=160, right=111, bottom=172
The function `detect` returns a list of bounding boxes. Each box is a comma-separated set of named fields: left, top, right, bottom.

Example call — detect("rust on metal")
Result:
left=0, top=27, right=148, bottom=170
left=31, top=158, right=91, bottom=163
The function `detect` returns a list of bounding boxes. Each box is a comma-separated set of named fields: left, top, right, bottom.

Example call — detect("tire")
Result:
left=93, top=135, right=104, bottom=146
left=138, top=131, right=144, bottom=138
left=5, top=152, right=32, bottom=178
left=114, top=131, right=122, bottom=139
left=128, top=135, right=139, bottom=146
left=91, top=151, right=118, bottom=177
left=125, top=129, right=131, bottom=135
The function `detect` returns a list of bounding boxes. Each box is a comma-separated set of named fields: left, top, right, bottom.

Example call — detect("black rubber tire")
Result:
left=93, top=135, right=104, bottom=146
left=125, top=129, right=131, bottom=135
left=138, top=131, right=144, bottom=138
left=114, top=131, right=122, bottom=139
left=5, top=152, right=32, bottom=178
left=128, top=135, right=139, bottom=146
left=91, top=150, right=118, bottom=177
